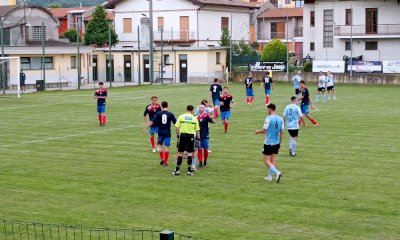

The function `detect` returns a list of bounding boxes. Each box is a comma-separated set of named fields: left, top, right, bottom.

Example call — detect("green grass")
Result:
left=0, top=83, right=399, bottom=239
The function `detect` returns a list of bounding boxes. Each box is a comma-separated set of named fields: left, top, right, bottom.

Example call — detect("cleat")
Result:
left=199, top=162, right=203, bottom=167
left=208, top=149, right=212, bottom=153
left=313, top=123, right=319, bottom=127
left=264, top=176, right=273, bottom=181
left=160, top=160, right=164, bottom=165
left=276, top=172, right=282, bottom=183
left=172, top=171, right=180, bottom=176
left=191, top=166, right=197, bottom=172
left=163, top=162, right=168, bottom=167
left=187, top=171, right=193, bottom=176
left=152, top=148, right=156, bottom=153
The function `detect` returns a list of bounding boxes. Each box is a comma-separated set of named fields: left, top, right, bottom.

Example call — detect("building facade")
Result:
left=303, top=0, right=400, bottom=61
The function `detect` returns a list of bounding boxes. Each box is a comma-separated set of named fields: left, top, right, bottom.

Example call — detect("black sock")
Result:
left=176, top=156, right=183, bottom=172
left=187, top=156, right=192, bottom=172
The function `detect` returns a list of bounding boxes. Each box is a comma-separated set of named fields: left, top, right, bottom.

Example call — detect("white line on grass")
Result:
left=0, top=125, right=141, bottom=148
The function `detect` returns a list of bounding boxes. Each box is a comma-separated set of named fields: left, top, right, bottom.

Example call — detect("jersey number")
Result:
left=213, top=86, right=217, bottom=92
left=275, top=122, right=278, bottom=129
left=162, top=114, right=167, bottom=124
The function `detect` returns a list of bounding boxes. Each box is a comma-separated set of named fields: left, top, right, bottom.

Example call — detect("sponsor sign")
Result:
left=348, top=61, right=382, bottom=73
left=312, top=61, right=345, bottom=73
left=383, top=61, right=400, bottom=73
left=248, top=62, right=286, bottom=72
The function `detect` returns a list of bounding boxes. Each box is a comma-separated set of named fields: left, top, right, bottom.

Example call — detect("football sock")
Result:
left=250, top=96, right=255, bottom=103
left=268, top=169, right=272, bottom=177
left=204, top=148, right=209, bottom=160
left=164, top=151, right=169, bottom=164
left=224, top=122, right=228, bottom=132
left=187, top=156, right=192, bottom=172
left=323, top=93, right=327, bottom=101
left=98, top=114, right=101, bottom=124
left=214, top=107, right=218, bottom=117
left=269, top=165, right=279, bottom=174
left=150, top=135, right=155, bottom=148
left=265, top=96, right=269, bottom=104
left=316, top=94, right=319, bottom=102
left=176, top=156, right=183, bottom=172
left=159, top=151, right=164, bottom=161
left=191, top=157, right=196, bottom=167
left=198, top=149, right=203, bottom=162
left=308, top=116, right=317, bottom=125
left=103, top=115, right=106, bottom=124
left=246, top=97, right=249, bottom=103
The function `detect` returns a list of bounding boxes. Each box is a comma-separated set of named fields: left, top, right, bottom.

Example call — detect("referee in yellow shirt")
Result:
left=173, top=105, right=200, bottom=176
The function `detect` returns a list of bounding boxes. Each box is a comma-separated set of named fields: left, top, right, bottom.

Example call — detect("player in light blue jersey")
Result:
left=292, top=71, right=302, bottom=96
left=283, top=96, right=304, bottom=156
left=255, top=103, right=284, bottom=183
left=326, top=71, right=336, bottom=100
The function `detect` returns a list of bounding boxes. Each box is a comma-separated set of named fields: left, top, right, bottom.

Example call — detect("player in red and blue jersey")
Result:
left=245, top=72, right=255, bottom=107
left=219, top=86, right=234, bottom=133
left=143, top=96, right=161, bottom=152
left=146, top=101, right=176, bottom=166
left=209, top=78, right=223, bottom=117
left=299, top=80, right=318, bottom=127
left=94, top=82, right=107, bottom=126
left=260, top=71, right=273, bottom=105
left=196, top=105, right=215, bottom=167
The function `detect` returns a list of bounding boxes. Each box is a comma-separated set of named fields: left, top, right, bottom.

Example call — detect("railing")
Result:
left=294, top=27, right=303, bottom=37
left=153, top=30, right=196, bottom=42
left=270, top=32, right=286, bottom=39
left=334, top=24, right=400, bottom=36
left=0, top=220, right=205, bottom=240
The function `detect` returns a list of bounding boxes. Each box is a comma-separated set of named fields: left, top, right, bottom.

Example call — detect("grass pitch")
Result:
left=0, top=83, right=399, bottom=239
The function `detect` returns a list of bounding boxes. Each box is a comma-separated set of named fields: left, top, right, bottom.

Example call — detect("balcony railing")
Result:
left=334, top=24, right=400, bottom=36
left=294, top=27, right=303, bottom=37
left=153, top=30, right=196, bottom=42
left=270, top=32, right=286, bottom=39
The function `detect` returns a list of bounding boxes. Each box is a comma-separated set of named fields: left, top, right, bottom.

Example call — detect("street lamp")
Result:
left=149, top=0, right=154, bottom=84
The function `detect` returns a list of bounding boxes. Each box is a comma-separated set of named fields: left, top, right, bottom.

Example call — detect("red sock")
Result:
left=224, top=122, right=228, bottom=132
left=204, top=148, right=209, bottom=160
left=159, top=151, right=164, bottom=160
left=265, top=96, right=270, bottom=104
left=102, top=115, right=106, bottom=124
left=309, top=117, right=317, bottom=125
left=98, top=114, right=101, bottom=124
left=198, top=148, right=203, bottom=162
left=150, top=136, right=155, bottom=148
left=250, top=96, right=254, bottom=103
left=214, top=107, right=218, bottom=117
left=246, top=97, right=249, bottom=103
left=164, top=151, right=169, bottom=164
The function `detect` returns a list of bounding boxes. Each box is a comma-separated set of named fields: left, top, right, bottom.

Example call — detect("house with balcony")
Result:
left=257, top=7, right=304, bottom=59
left=303, top=0, right=400, bottom=61
left=49, top=7, right=91, bottom=36
left=95, top=0, right=258, bottom=83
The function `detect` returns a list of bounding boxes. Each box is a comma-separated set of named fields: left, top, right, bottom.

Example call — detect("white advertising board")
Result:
left=312, top=61, right=345, bottom=73
left=383, top=61, right=400, bottom=73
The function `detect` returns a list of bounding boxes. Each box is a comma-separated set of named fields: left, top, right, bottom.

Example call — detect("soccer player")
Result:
left=20, top=70, right=26, bottom=93
left=196, top=105, right=215, bottom=167
left=244, top=72, right=255, bottom=107
left=219, top=86, right=234, bottom=133
left=283, top=96, right=304, bottom=156
left=255, top=103, right=284, bottom=183
left=94, top=82, right=107, bottom=126
left=292, top=70, right=302, bottom=96
left=143, top=96, right=161, bottom=152
left=326, top=71, right=336, bottom=100
left=173, top=105, right=200, bottom=176
left=145, top=101, right=176, bottom=166
left=209, top=78, right=223, bottom=117
left=195, top=99, right=214, bottom=116
left=316, top=71, right=327, bottom=103
left=299, top=80, right=318, bottom=127
left=260, top=71, right=273, bottom=105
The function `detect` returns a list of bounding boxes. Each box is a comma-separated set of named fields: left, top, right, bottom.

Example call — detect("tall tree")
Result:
left=84, top=5, right=118, bottom=46
left=219, top=27, right=231, bottom=69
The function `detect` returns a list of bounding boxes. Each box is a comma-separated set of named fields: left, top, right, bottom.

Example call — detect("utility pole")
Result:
left=137, top=25, right=141, bottom=86
left=77, top=24, right=81, bottom=89
left=42, top=22, right=46, bottom=90
left=286, top=7, right=289, bottom=76
left=149, top=0, right=154, bottom=84
left=108, top=22, right=112, bottom=87
left=1, top=18, right=4, bottom=94
left=229, top=12, right=232, bottom=85
left=350, top=4, right=353, bottom=81
left=160, top=26, right=164, bottom=84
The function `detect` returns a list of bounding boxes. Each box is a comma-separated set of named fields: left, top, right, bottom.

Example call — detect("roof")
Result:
left=258, top=7, right=303, bottom=18
left=0, top=5, right=59, bottom=22
left=0, top=5, right=19, bottom=17
left=85, top=10, right=114, bottom=21
left=106, top=0, right=258, bottom=9
left=48, top=7, right=91, bottom=18
left=26, top=40, right=77, bottom=47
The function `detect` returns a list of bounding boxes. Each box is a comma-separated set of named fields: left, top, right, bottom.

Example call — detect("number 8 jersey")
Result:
left=151, top=110, right=177, bottom=137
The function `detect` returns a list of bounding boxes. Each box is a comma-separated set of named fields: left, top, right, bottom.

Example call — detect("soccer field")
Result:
left=0, top=83, right=399, bottom=239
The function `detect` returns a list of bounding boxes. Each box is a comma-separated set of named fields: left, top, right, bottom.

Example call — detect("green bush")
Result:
left=289, top=66, right=304, bottom=72
left=261, top=39, right=287, bottom=62
left=61, top=29, right=81, bottom=43
left=303, top=61, right=313, bottom=72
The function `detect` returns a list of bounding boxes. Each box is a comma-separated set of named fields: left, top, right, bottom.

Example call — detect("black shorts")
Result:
left=317, top=87, right=325, bottom=92
left=295, top=89, right=301, bottom=95
left=288, top=129, right=299, bottom=137
left=262, top=144, right=280, bottom=155
left=20, top=81, right=26, bottom=87
left=177, top=133, right=195, bottom=153
left=327, top=86, right=334, bottom=91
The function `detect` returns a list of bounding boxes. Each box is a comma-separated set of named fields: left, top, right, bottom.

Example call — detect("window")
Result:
left=310, top=11, right=315, bottom=27
left=310, top=42, right=315, bottom=51
left=323, top=9, right=334, bottom=47
left=158, top=17, right=164, bottom=31
left=123, top=18, right=132, bottom=33
left=221, top=17, right=229, bottom=30
left=216, top=52, right=221, bottom=64
left=32, top=26, right=46, bottom=41
left=3, top=28, right=10, bottom=46
left=71, top=56, right=77, bottom=69
left=345, top=9, right=352, bottom=25
left=365, top=41, right=378, bottom=50
left=21, top=57, right=53, bottom=70
left=366, top=8, right=378, bottom=34
left=271, top=22, right=286, bottom=39
left=345, top=41, right=351, bottom=51
left=285, top=0, right=291, bottom=4
left=164, top=54, right=170, bottom=65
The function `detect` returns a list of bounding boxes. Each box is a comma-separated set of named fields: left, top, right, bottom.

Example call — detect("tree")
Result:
left=47, top=2, right=62, bottom=8
left=219, top=27, right=231, bottom=68
left=84, top=5, right=118, bottom=46
left=61, top=29, right=81, bottom=43
left=261, top=39, right=287, bottom=62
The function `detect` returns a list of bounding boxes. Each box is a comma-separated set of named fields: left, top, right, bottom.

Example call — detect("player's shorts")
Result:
left=149, top=126, right=158, bottom=134
left=221, top=111, right=231, bottom=120
left=295, top=88, right=300, bottom=95
left=177, top=133, right=195, bottom=153
left=263, top=144, right=280, bottom=155
left=97, top=105, right=106, bottom=113
left=158, top=134, right=171, bottom=147
left=212, top=98, right=220, bottom=106
left=246, top=88, right=254, bottom=97
left=264, top=88, right=271, bottom=95
left=288, top=129, right=299, bottom=137
left=327, top=86, right=334, bottom=91
left=20, top=80, right=26, bottom=87
left=197, top=138, right=209, bottom=149
left=317, top=87, right=326, bottom=92
left=300, top=104, right=309, bottom=114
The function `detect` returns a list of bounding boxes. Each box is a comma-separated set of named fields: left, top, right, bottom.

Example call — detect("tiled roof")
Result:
left=85, top=10, right=114, bottom=21
left=106, top=0, right=258, bottom=9
left=48, top=7, right=91, bottom=18
left=258, top=7, right=303, bottom=18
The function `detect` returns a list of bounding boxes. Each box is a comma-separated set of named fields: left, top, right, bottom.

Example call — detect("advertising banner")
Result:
left=347, top=61, right=382, bottom=73
left=312, top=61, right=345, bottom=73
left=382, top=61, right=400, bottom=73
left=248, top=62, right=286, bottom=72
